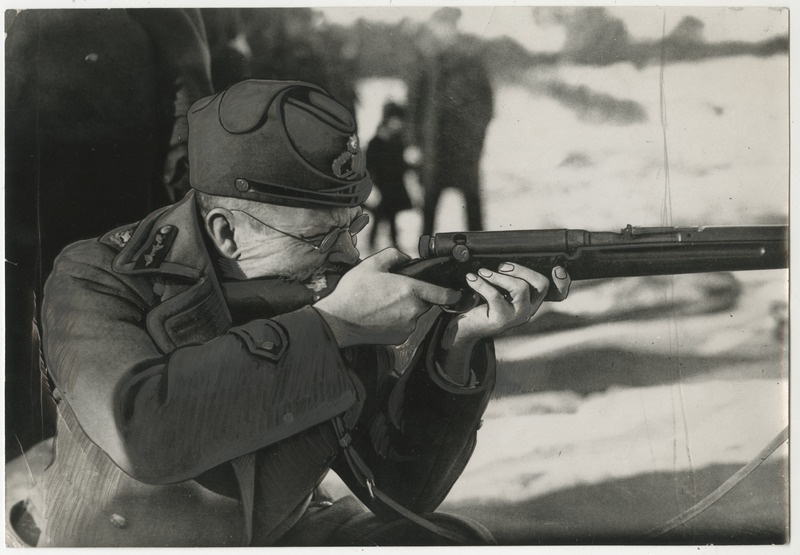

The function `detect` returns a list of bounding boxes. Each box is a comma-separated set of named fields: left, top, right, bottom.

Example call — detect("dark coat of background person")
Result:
left=407, top=36, right=494, bottom=235
left=201, top=8, right=252, bottom=92
left=366, top=126, right=412, bottom=247
left=4, top=8, right=213, bottom=460
left=242, top=8, right=358, bottom=113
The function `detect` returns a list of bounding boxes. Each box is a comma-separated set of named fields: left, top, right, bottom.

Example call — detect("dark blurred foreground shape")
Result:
left=406, top=7, right=494, bottom=235
left=5, top=8, right=214, bottom=459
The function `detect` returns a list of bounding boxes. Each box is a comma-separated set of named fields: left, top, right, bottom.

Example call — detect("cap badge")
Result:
left=332, top=134, right=365, bottom=179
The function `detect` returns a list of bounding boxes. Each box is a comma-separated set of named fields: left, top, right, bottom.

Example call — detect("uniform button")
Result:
left=110, top=514, right=128, bottom=528
left=159, top=225, right=173, bottom=234
left=282, top=413, right=294, bottom=424
left=85, top=53, right=99, bottom=62
left=234, top=178, right=250, bottom=192
left=262, top=340, right=275, bottom=351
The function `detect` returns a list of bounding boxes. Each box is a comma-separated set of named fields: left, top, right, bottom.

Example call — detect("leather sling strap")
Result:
left=333, top=416, right=478, bottom=545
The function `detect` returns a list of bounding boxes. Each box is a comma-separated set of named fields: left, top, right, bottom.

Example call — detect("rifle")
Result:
left=222, top=224, right=788, bottom=318
left=394, top=224, right=789, bottom=311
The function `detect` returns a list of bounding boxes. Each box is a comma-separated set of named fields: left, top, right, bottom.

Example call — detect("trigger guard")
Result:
left=441, top=292, right=481, bottom=314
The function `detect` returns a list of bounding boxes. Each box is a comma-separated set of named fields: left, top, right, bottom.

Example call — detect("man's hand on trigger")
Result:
left=314, top=248, right=460, bottom=348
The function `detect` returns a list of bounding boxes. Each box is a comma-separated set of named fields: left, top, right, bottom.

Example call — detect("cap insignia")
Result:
left=332, top=134, right=366, bottom=179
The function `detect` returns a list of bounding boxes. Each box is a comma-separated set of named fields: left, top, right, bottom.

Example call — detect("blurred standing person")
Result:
left=407, top=7, right=494, bottom=235
left=201, top=8, right=253, bottom=91
left=244, top=8, right=357, bottom=113
left=5, top=8, right=213, bottom=459
left=245, top=10, right=327, bottom=89
left=366, top=102, right=413, bottom=249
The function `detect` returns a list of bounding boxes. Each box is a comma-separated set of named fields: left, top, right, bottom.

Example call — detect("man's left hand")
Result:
left=454, top=263, right=570, bottom=343
left=437, top=264, right=571, bottom=385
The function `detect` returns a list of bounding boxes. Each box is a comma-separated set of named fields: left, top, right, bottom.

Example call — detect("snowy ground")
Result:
left=349, top=53, right=790, bottom=544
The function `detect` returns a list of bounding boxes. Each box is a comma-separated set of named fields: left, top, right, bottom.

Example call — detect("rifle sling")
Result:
left=643, top=425, right=789, bottom=539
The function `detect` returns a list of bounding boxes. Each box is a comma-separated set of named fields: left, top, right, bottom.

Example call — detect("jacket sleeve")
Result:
left=42, top=241, right=358, bottom=485
left=332, top=315, right=495, bottom=518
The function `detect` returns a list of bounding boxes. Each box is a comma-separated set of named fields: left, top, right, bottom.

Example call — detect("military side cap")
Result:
left=188, top=80, right=372, bottom=208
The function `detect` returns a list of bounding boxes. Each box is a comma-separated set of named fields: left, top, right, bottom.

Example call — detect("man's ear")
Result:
left=204, top=208, right=239, bottom=259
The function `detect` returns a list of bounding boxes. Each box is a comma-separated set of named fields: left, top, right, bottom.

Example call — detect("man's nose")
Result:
left=325, top=231, right=360, bottom=265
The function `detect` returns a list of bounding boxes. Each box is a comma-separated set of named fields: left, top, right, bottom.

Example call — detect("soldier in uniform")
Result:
left=22, top=80, right=569, bottom=546
left=407, top=7, right=494, bottom=235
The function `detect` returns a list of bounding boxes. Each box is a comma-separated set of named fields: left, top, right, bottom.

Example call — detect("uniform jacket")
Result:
left=36, top=191, right=496, bottom=546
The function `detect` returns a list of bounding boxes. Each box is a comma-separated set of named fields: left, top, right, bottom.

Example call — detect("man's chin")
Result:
left=282, top=262, right=357, bottom=284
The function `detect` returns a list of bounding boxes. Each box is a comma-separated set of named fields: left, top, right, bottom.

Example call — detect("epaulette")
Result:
left=99, top=223, right=139, bottom=251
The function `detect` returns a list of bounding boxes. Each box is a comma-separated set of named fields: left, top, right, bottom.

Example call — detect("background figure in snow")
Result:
left=244, top=8, right=358, bottom=113
left=366, top=102, right=413, bottom=248
left=406, top=7, right=494, bottom=235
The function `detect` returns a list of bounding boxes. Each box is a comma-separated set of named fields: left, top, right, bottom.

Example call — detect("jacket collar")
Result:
left=112, top=191, right=213, bottom=281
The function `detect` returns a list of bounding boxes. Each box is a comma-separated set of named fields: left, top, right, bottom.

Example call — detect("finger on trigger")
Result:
left=410, top=279, right=462, bottom=306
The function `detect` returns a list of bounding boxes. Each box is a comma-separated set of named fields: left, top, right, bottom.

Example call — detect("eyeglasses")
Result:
left=232, top=210, right=370, bottom=255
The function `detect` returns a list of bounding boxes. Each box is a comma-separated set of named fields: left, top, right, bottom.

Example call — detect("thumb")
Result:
left=362, top=248, right=411, bottom=271
left=547, top=266, right=571, bottom=302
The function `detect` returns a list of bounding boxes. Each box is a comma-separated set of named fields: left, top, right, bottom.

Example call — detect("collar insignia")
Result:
left=134, top=225, right=178, bottom=270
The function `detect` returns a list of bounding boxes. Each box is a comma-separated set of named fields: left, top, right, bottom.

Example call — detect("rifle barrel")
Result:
left=407, top=225, right=788, bottom=288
